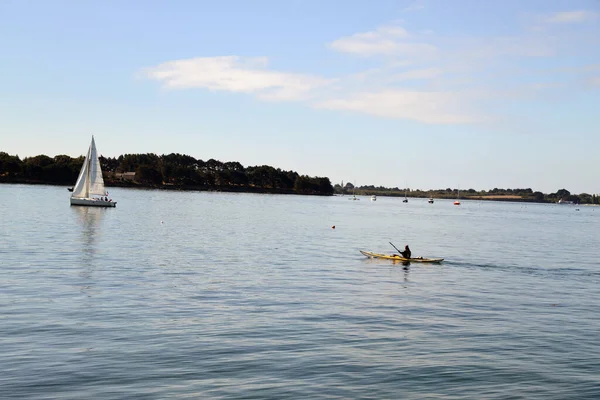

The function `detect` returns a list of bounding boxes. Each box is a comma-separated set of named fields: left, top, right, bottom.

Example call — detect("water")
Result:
left=1, top=184, right=599, bottom=399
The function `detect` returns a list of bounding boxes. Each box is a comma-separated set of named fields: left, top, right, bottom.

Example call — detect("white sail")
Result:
left=71, top=150, right=90, bottom=198
left=87, top=137, right=106, bottom=196
left=71, top=136, right=106, bottom=198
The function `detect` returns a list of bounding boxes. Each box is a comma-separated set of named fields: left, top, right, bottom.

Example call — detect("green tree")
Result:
left=23, top=155, right=53, bottom=180
left=533, top=191, right=545, bottom=202
left=579, top=193, right=592, bottom=204
left=0, top=152, right=22, bottom=176
left=205, top=158, right=223, bottom=171
left=294, top=175, right=333, bottom=195
left=135, top=164, right=163, bottom=184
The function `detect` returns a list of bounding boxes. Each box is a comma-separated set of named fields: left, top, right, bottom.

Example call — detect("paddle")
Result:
left=389, top=242, right=403, bottom=257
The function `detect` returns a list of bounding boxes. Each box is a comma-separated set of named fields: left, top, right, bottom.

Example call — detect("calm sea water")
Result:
left=1, top=184, right=599, bottom=399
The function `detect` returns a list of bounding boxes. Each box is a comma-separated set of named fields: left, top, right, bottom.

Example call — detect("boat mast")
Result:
left=85, top=146, right=91, bottom=198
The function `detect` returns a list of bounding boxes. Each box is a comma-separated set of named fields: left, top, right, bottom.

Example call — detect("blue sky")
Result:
left=1, top=0, right=599, bottom=193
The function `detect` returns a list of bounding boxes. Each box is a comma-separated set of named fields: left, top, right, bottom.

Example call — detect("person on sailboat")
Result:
left=399, top=245, right=411, bottom=259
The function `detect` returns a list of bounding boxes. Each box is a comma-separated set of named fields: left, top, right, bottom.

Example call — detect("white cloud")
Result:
left=393, top=67, right=443, bottom=81
left=543, top=10, right=598, bottom=24
left=401, top=0, right=425, bottom=12
left=315, top=90, right=483, bottom=124
left=451, top=36, right=555, bottom=62
left=141, top=14, right=597, bottom=127
left=142, top=56, right=333, bottom=101
left=329, top=25, right=437, bottom=57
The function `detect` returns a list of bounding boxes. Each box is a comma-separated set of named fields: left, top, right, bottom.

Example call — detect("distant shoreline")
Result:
left=2, top=177, right=597, bottom=204
left=4, top=179, right=598, bottom=204
left=2, top=151, right=595, bottom=203
left=338, top=188, right=597, bottom=205
left=0, top=178, right=330, bottom=196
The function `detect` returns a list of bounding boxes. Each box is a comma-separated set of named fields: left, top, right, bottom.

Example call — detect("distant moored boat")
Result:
left=454, top=186, right=461, bottom=205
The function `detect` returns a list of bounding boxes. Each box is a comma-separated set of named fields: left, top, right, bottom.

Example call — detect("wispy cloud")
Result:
left=401, top=0, right=426, bottom=13
left=329, top=25, right=437, bottom=58
left=315, top=90, right=484, bottom=124
left=543, top=10, right=598, bottom=24
left=320, top=20, right=566, bottom=123
left=142, top=56, right=334, bottom=101
left=393, top=67, right=443, bottom=81
left=455, top=36, right=555, bottom=59
left=140, top=10, right=598, bottom=127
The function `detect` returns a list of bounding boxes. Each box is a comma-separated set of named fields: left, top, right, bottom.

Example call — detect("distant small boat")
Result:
left=371, top=195, right=377, bottom=201
left=349, top=181, right=359, bottom=200
left=428, top=198, right=434, bottom=204
left=454, top=186, right=461, bottom=205
left=67, top=187, right=73, bottom=192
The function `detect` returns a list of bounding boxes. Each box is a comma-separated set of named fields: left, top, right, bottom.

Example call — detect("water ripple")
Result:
left=1, top=187, right=599, bottom=399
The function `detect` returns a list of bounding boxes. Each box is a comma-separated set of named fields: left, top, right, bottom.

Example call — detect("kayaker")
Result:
left=399, top=245, right=411, bottom=259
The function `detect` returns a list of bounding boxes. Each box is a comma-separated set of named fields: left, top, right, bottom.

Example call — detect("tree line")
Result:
left=335, top=183, right=599, bottom=205
left=0, top=152, right=333, bottom=196
left=1, top=150, right=596, bottom=203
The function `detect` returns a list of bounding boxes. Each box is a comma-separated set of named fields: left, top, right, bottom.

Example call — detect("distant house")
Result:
left=114, top=172, right=136, bottom=181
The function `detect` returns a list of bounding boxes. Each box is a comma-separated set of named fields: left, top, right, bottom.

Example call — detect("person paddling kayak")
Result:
left=399, top=245, right=412, bottom=259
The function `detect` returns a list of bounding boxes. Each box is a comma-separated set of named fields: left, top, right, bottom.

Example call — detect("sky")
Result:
left=1, top=0, right=599, bottom=194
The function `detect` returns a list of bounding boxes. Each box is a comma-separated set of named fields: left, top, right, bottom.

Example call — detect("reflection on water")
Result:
left=71, top=206, right=106, bottom=277
left=402, top=263, right=410, bottom=281
left=391, top=260, right=411, bottom=281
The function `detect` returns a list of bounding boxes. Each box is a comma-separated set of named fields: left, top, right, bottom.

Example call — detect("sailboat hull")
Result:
left=70, top=197, right=116, bottom=207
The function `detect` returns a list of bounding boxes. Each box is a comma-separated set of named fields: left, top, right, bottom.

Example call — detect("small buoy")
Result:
left=331, top=225, right=335, bottom=229
left=160, top=221, right=164, bottom=224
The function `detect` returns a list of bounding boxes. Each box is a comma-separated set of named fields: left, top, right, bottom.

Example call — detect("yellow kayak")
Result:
left=360, top=250, right=444, bottom=263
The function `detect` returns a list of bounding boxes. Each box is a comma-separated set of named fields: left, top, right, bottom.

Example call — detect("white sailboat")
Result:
left=349, top=182, right=360, bottom=200
left=70, top=136, right=116, bottom=207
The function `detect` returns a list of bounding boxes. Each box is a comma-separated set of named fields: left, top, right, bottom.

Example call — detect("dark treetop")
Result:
left=0, top=151, right=333, bottom=196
